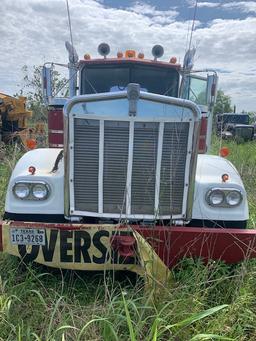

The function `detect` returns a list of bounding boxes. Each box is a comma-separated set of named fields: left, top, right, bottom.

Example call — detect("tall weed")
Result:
left=0, top=140, right=255, bottom=339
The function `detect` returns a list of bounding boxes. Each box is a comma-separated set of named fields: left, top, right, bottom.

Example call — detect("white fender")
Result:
left=5, top=148, right=64, bottom=215
left=6, top=150, right=249, bottom=223
left=192, top=154, right=249, bottom=221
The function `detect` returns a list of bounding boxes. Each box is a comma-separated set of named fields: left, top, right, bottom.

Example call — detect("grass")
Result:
left=211, top=137, right=256, bottom=227
left=0, top=138, right=256, bottom=340
left=0, top=143, right=23, bottom=216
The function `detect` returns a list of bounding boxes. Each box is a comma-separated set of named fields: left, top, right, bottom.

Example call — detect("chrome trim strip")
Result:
left=186, top=120, right=199, bottom=219
left=154, top=122, right=164, bottom=216
left=49, top=143, right=64, bottom=148
left=68, top=114, right=75, bottom=214
left=64, top=111, right=70, bottom=216
left=126, top=120, right=134, bottom=215
left=98, top=120, right=104, bottom=213
left=49, top=129, right=64, bottom=134
left=68, top=112, right=188, bottom=122
left=64, top=91, right=200, bottom=122
left=182, top=121, right=195, bottom=218
left=72, top=210, right=184, bottom=220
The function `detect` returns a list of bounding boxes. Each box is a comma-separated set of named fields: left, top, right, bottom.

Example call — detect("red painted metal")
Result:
left=48, top=107, right=64, bottom=148
left=3, top=221, right=256, bottom=267
left=111, top=235, right=136, bottom=257
left=135, top=226, right=256, bottom=267
left=198, top=117, right=208, bottom=154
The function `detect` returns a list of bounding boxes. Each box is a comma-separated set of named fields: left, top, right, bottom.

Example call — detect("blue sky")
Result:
left=104, top=0, right=252, bottom=22
left=0, top=0, right=256, bottom=111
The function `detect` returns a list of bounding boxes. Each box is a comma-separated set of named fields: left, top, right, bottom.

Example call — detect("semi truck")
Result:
left=216, top=113, right=255, bottom=142
left=1, top=43, right=256, bottom=275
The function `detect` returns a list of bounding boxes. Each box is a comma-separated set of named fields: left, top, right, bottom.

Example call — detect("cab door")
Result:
left=180, top=73, right=218, bottom=153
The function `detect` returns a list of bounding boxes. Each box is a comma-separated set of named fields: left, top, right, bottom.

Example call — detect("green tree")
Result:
left=248, top=111, right=256, bottom=124
left=16, top=65, right=68, bottom=122
left=213, top=90, right=233, bottom=115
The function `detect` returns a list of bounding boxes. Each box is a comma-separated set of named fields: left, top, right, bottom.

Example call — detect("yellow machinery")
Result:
left=0, top=93, right=32, bottom=144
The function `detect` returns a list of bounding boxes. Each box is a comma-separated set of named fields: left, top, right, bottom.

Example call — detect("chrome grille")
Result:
left=73, top=118, right=190, bottom=218
left=235, top=127, right=253, bottom=140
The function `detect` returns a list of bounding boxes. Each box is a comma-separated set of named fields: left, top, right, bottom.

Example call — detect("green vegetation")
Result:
left=211, top=137, right=256, bottom=228
left=0, top=144, right=23, bottom=217
left=213, top=90, right=233, bottom=116
left=15, top=65, right=68, bottom=123
left=0, top=139, right=256, bottom=340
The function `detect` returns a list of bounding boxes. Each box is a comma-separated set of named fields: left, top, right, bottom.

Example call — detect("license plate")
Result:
left=10, top=228, right=46, bottom=246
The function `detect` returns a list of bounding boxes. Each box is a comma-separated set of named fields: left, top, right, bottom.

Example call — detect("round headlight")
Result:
left=208, top=190, right=225, bottom=206
left=32, top=183, right=49, bottom=200
left=13, top=183, right=30, bottom=199
left=226, top=191, right=242, bottom=206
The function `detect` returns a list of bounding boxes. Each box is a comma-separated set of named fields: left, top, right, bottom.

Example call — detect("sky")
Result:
left=0, top=0, right=256, bottom=112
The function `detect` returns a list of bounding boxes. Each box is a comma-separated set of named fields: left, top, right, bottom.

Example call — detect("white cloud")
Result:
left=189, top=1, right=256, bottom=13
left=223, top=1, right=256, bottom=13
left=0, top=0, right=256, bottom=111
left=129, top=2, right=178, bottom=19
left=121, top=2, right=179, bottom=25
left=197, top=2, right=221, bottom=8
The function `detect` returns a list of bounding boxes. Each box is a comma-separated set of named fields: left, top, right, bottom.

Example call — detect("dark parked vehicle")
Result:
left=216, top=113, right=254, bottom=142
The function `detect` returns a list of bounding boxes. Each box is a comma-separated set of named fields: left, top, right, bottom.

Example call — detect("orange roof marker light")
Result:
left=117, top=51, right=123, bottom=58
left=125, top=50, right=136, bottom=58
left=219, top=146, right=230, bottom=158
left=170, top=56, right=177, bottom=64
left=84, top=54, right=91, bottom=60
left=138, top=52, right=144, bottom=59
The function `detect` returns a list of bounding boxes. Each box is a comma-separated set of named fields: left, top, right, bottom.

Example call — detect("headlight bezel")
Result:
left=226, top=190, right=243, bottom=207
left=206, top=188, right=243, bottom=208
left=207, top=189, right=225, bottom=206
left=13, top=181, right=50, bottom=201
left=12, top=182, right=30, bottom=199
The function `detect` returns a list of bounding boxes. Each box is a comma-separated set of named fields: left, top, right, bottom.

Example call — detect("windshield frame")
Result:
left=80, top=60, right=180, bottom=98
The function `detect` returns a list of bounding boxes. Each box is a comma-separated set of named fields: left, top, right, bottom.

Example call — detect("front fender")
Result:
left=192, top=155, right=249, bottom=221
left=5, top=148, right=64, bottom=215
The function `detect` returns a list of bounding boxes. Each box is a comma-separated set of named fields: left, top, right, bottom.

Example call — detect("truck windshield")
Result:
left=221, top=115, right=249, bottom=125
left=80, top=63, right=179, bottom=97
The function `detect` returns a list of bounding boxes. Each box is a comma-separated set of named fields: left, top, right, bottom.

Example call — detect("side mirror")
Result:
left=41, top=66, right=52, bottom=105
left=207, top=74, right=218, bottom=108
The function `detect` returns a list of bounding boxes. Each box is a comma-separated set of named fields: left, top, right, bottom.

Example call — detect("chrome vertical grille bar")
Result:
left=98, top=120, right=104, bottom=213
left=126, top=121, right=134, bottom=215
left=154, top=122, right=164, bottom=215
